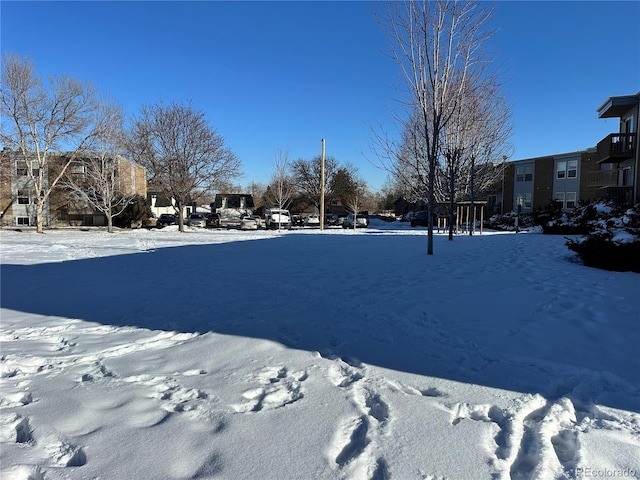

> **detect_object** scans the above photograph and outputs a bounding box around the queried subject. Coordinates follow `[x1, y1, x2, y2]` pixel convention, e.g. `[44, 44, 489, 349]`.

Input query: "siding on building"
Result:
[0, 152, 146, 227]
[533, 157, 554, 209]
[507, 151, 593, 213]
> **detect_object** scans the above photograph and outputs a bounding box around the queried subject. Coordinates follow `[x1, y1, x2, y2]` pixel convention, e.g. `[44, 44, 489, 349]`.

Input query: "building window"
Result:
[516, 165, 533, 182]
[516, 193, 532, 209]
[557, 160, 577, 179]
[17, 189, 31, 204]
[16, 161, 40, 176]
[566, 192, 576, 209]
[555, 192, 565, 208]
[16, 217, 30, 226]
[70, 163, 86, 174]
[16, 162, 28, 176]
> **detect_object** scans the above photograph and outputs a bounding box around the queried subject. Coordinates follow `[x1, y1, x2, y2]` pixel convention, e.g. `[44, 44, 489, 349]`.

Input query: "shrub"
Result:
[564, 202, 640, 273]
[113, 195, 153, 229]
[485, 211, 535, 231]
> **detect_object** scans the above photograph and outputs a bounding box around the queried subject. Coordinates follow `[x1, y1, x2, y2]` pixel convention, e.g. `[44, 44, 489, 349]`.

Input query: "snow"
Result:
[1, 221, 639, 480]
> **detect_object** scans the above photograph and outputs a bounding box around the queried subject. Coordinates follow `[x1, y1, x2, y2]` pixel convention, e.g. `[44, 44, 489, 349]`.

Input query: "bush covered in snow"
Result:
[485, 211, 536, 231]
[563, 202, 640, 273]
[537, 201, 605, 235]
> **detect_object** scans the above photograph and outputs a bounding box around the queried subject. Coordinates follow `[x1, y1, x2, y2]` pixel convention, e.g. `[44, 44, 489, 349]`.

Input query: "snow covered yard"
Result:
[1, 222, 639, 480]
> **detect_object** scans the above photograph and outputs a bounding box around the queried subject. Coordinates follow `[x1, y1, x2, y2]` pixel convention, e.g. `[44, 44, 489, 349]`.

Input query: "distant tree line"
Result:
[1, 53, 242, 233]
[248, 152, 378, 217]
[2, 0, 514, 240]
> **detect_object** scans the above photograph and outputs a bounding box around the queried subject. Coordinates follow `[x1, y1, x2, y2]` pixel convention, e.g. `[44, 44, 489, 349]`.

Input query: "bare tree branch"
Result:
[1, 53, 104, 232]
[128, 101, 241, 232]
[265, 148, 296, 210]
[374, 0, 497, 254]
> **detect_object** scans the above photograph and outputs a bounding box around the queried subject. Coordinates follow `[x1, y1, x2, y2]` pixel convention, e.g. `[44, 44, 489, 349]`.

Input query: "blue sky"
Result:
[2, 1, 639, 192]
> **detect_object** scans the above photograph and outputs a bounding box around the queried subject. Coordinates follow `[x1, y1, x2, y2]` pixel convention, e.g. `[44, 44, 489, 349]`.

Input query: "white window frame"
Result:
[16, 162, 28, 176]
[557, 160, 577, 179]
[516, 165, 533, 182]
[17, 189, 31, 204]
[16, 217, 30, 226]
[566, 192, 577, 209]
[555, 192, 565, 208]
[70, 163, 86, 174]
[516, 193, 532, 209]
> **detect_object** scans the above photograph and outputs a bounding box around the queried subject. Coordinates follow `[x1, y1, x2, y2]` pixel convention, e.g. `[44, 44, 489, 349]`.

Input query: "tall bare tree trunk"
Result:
[378, 0, 495, 254]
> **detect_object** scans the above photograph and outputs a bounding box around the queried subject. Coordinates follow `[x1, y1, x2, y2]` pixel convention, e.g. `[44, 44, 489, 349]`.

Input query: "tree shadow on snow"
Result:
[1, 233, 638, 412]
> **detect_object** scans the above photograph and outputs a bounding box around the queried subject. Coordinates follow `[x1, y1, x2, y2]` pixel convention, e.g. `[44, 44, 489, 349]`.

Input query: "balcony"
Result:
[586, 169, 617, 186]
[597, 132, 636, 163]
[594, 186, 633, 205]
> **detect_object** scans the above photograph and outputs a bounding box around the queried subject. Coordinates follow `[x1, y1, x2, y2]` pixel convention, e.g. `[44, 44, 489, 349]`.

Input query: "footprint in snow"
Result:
[3, 465, 46, 480]
[0, 390, 34, 408]
[122, 373, 210, 416]
[328, 362, 363, 389]
[0, 412, 33, 443]
[45, 438, 87, 467]
[232, 366, 307, 413]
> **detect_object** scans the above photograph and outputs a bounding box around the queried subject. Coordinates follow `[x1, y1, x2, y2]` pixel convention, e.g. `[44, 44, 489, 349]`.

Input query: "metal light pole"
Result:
[320, 138, 325, 231]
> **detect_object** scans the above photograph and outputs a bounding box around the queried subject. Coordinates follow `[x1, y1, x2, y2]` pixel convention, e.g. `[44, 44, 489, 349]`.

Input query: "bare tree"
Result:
[128, 101, 241, 232]
[343, 181, 370, 229]
[60, 102, 137, 232]
[246, 181, 267, 210]
[462, 79, 512, 234]
[441, 126, 467, 239]
[1, 53, 105, 233]
[378, 0, 494, 254]
[291, 155, 338, 213]
[265, 148, 296, 210]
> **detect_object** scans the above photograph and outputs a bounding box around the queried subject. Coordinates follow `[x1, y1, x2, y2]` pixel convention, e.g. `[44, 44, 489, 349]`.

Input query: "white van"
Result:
[264, 208, 291, 230]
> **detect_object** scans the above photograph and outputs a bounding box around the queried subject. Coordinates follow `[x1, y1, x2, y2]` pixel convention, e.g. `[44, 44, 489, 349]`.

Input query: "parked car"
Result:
[410, 211, 431, 227]
[304, 214, 320, 227]
[156, 213, 178, 227]
[186, 213, 206, 228]
[342, 213, 369, 229]
[240, 215, 259, 230]
[291, 215, 304, 227]
[206, 213, 221, 228]
[264, 208, 291, 230]
[329, 213, 346, 226]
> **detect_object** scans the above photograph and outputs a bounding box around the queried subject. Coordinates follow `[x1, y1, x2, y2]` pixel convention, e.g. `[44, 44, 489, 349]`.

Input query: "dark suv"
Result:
[206, 213, 221, 228]
[157, 213, 178, 227]
[410, 211, 431, 227]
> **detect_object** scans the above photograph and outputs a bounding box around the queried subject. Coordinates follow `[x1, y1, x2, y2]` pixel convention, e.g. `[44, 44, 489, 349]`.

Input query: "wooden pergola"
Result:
[435, 201, 488, 235]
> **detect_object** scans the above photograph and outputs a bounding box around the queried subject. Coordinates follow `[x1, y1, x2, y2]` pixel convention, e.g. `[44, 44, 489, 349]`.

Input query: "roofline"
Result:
[508, 147, 596, 163]
[596, 92, 640, 118]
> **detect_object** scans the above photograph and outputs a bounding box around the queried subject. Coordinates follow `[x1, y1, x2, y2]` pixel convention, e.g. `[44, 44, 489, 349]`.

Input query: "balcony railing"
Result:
[597, 132, 636, 163]
[586, 169, 617, 186]
[595, 186, 633, 205]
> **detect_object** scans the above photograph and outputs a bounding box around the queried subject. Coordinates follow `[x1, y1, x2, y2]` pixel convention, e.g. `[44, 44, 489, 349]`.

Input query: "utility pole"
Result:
[320, 138, 325, 231]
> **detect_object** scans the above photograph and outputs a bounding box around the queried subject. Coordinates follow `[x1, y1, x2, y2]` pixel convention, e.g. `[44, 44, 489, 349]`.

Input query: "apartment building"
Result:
[504, 92, 638, 213]
[0, 151, 147, 227]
